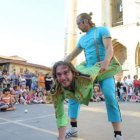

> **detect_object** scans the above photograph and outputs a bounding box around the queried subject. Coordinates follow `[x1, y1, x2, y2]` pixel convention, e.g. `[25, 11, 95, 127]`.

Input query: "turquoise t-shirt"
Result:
[77, 26, 111, 67]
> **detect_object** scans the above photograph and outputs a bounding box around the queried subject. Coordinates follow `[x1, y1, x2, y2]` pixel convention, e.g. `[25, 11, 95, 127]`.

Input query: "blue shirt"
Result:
[77, 26, 111, 67]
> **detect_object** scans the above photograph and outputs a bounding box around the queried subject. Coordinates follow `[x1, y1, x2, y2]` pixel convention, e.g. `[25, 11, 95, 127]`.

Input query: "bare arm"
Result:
[58, 126, 67, 140]
[64, 47, 82, 62]
[101, 37, 113, 72]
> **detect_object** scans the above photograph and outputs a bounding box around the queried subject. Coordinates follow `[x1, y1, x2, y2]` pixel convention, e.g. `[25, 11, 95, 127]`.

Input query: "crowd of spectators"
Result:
[116, 75, 140, 102]
[0, 70, 53, 111]
[90, 74, 140, 103]
[0, 69, 139, 112]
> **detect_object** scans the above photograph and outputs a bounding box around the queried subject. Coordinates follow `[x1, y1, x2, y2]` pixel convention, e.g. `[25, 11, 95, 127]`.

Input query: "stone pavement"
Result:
[0, 102, 140, 140]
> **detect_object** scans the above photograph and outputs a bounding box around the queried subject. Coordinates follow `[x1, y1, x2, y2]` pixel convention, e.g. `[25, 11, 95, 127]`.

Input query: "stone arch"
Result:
[135, 42, 140, 67]
[112, 39, 127, 65]
[112, 39, 127, 80]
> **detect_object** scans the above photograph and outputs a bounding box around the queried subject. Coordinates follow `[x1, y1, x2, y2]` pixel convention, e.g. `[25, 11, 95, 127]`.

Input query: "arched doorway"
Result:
[112, 39, 127, 65]
[112, 39, 127, 80]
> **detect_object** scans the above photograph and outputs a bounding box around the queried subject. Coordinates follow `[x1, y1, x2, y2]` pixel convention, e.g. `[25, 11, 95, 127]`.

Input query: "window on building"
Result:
[1, 63, 9, 72]
[112, 0, 123, 27]
[20, 68, 23, 73]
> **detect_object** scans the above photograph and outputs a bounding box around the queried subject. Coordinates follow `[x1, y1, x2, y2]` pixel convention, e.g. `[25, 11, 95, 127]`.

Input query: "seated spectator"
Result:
[19, 91, 27, 105]
[0, 91, 8, 110]
[20, 85, 27, 93]
[42, 89, 52, 104]
[32, 91, 44, 104]
[26, 90, 34, 104]
[136, 93, 140, 102]
[0, 88, 15, 111]
[12, 85, 22, 104]
[93, 84, 104, 102]
[130, 94, 138, 102]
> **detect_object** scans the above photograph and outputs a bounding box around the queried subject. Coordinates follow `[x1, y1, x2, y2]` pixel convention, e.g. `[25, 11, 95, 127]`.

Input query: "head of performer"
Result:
[76, 12, 95, 33]
[52, 61, 79, 89]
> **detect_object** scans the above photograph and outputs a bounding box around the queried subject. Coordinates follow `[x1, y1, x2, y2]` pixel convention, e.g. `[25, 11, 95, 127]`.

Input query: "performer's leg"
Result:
[65, 99, 80, 138]
[99, 77, 123, 140]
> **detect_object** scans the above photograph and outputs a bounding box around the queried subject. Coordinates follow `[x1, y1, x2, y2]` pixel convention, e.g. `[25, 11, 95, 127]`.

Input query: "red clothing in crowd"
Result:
[133, 80, 140, 88]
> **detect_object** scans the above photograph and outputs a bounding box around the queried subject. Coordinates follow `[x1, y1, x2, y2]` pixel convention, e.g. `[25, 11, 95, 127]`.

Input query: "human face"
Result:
[94, 86, 99, 92]
[55, 65, 74, 88]
[76, 16, 88, 32]
[77, 18, 84, 26]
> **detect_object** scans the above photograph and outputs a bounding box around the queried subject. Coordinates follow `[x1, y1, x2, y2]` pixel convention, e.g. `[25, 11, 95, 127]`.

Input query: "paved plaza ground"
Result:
[0, 102, 140, 140]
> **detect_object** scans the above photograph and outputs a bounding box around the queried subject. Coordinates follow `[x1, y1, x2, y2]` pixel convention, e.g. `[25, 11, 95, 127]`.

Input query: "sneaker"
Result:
[65, 127, 78, 138]
[114, 135, 123, 140]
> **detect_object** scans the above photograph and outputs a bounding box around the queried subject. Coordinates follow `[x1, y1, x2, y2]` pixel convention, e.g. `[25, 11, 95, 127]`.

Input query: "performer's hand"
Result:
[100, 59, 110, 73]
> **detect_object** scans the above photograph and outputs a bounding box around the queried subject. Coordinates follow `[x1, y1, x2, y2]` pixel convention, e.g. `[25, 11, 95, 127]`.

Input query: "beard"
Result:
[63, 80, 75, 92]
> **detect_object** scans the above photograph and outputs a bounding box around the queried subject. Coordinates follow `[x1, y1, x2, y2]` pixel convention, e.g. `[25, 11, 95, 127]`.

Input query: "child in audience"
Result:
[0, 88, 15, 111]
[42, 89, 52, 104]
[130, 93, 138, 102]
[32, 90, 43, 104]
[26, 90, 34, 104]
[93, 84, 104, 102]
[19, 91, 27, 104]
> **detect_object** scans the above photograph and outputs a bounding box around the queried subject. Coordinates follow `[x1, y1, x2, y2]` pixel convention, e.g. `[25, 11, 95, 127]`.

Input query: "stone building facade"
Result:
[0, 55, 51, 75]
[103, 0, 140, 78]
[65, 0, 140, 80]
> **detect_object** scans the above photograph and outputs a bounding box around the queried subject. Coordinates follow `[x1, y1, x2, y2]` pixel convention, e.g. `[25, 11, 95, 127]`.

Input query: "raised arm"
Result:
[64, 47, 82, 62]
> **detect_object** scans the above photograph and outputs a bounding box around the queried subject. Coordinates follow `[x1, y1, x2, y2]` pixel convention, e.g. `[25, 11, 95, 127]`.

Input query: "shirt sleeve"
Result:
[99, 26, 111, 39]
[52, 94, 68, 128]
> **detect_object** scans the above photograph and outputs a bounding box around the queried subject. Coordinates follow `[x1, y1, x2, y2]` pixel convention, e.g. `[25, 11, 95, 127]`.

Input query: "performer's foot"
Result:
[65, 127, 78, 138]
[114, 135, 123, 140]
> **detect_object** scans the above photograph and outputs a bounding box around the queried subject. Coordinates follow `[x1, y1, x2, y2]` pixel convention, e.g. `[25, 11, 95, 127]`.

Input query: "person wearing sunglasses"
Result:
[63, 12, 123, 140]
